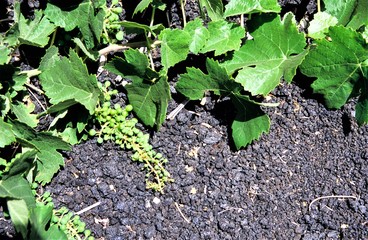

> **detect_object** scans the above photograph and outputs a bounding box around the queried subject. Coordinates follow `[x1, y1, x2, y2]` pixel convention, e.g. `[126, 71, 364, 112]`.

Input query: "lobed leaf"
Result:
[183, 18, 210, 54]
[0, 118, 16, 147]
[18, 10, 56, 47]
[177, 59, 270, 149]
[159, 28, 191, 70]
[10, 120, 71, 184]
[222, 13, 306, 95]
[300, 26, 368, 109]
[44, 0, 104, 49]
[39, 46, 102, 114]
[126, 75, 170, 128]
[231, 95, 270, 149]
[11, 101, 38, 128]
[200, 19, 245, 56]
[308, 12, 338, 39]
[198, 0, 224, 21]
[224, 0, 281, 17]
[105, 49, 171, 128]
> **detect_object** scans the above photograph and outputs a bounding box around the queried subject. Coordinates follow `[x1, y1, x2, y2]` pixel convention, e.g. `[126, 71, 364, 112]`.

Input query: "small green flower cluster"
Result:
[102, 0, 124, 43]
[90, 81, 172, 192]
[33, 186, 94, 240]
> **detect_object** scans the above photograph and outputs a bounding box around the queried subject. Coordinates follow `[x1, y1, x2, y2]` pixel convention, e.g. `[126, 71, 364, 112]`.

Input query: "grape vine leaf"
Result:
[200, 19, 245, 56]
[0, 175, 35, 238]
[323, 0, 367, 29]
[105, 49, 171, 128]
[18, 10, 56, 47]
[224, 0, 281, 17]
[8, 199, 28, 238]
[183, 18, 210, 54]
[44, 0, 104, 49]
[176, 59, 270, 149]
[10, 120, 71, 184]
[222, 13, 306, 96]
[198, 0, 224, 21]
[126, 75, 170, 129]
[346, 0, 368, 29]
[0, 118, 16, 147]
[133, 0, 153, 15]
[300, 26, 368, 112]
[29, 205, 67, 239]
[159, 28, 191, 70]
[231, 95, 270, 149]
[11, 101, 38, 128]
[308, 12, 338, 39]
[0, 45, 11, 64]
[2, 150, 36, 180]
[39, 46, 102, 115]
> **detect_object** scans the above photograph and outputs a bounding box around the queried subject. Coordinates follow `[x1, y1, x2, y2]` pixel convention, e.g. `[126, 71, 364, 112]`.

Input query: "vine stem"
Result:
[317, 0, 321, 12]
[180, 0, 187, 27]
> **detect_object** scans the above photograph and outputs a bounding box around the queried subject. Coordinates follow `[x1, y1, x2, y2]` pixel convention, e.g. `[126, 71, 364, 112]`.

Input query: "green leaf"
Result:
[198, 0, 224, 21]
[72, 38, 99, 60]
[324, 0, 357, 26]
[10, 121, 71, 184]
[300, 26, 368, 109]
[3, 150, 37, 179]
[8, 199, 29, 238]
[0, 175, 35, 207]
[0, 45, 11, 65]
[44, 0, 104, 49]
[308, 12, 338, 39]
[105, 49, 170, 128]
[222, 13, 306, 95]
[200, 19, 245, 56]
[11, 101, 38, 128]
[177, 58, 240, 99]
[177, 59, 270, 149]
[133, 0, 153, 15]
[183, 18, 210, 54]
[18, 10, 56, 47]
[224, 0, 281, 17]
[30, 205, 68, 240]
[39, 47, 102, 114]
[231, 95, 270, 149]
[0, 118, 16, 147]
[159, 28, 191, 70]
[346, 0, 368, 29]
[126, 75, 171, 128]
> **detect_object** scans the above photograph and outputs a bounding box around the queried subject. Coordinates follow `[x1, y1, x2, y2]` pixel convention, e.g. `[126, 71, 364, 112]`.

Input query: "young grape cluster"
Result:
[102, 0, 124, 43]
[33, 188, 94, 240]
[51, 206, 94, 240]
[90, 81, 172, 192]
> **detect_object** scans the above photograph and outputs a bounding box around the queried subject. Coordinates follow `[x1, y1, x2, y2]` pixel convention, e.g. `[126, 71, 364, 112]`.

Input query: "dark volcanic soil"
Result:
[1, 0, 368, 240]
[42, 80, 368, 240]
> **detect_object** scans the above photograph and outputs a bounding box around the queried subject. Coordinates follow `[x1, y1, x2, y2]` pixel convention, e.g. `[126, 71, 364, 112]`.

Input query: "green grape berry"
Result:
[84, 229, 92, 237]
[112, 7, 123, 14]
[111, 0, 119, 5]
[125, 104, 133, 112]
[31, 182, 38, 189]
[97, 137, 104, 144]
[115, 31, 124, 41]
[89, 129, 97, 136]
[73, 215, 80, 222]
[60, 224, 66, 231]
